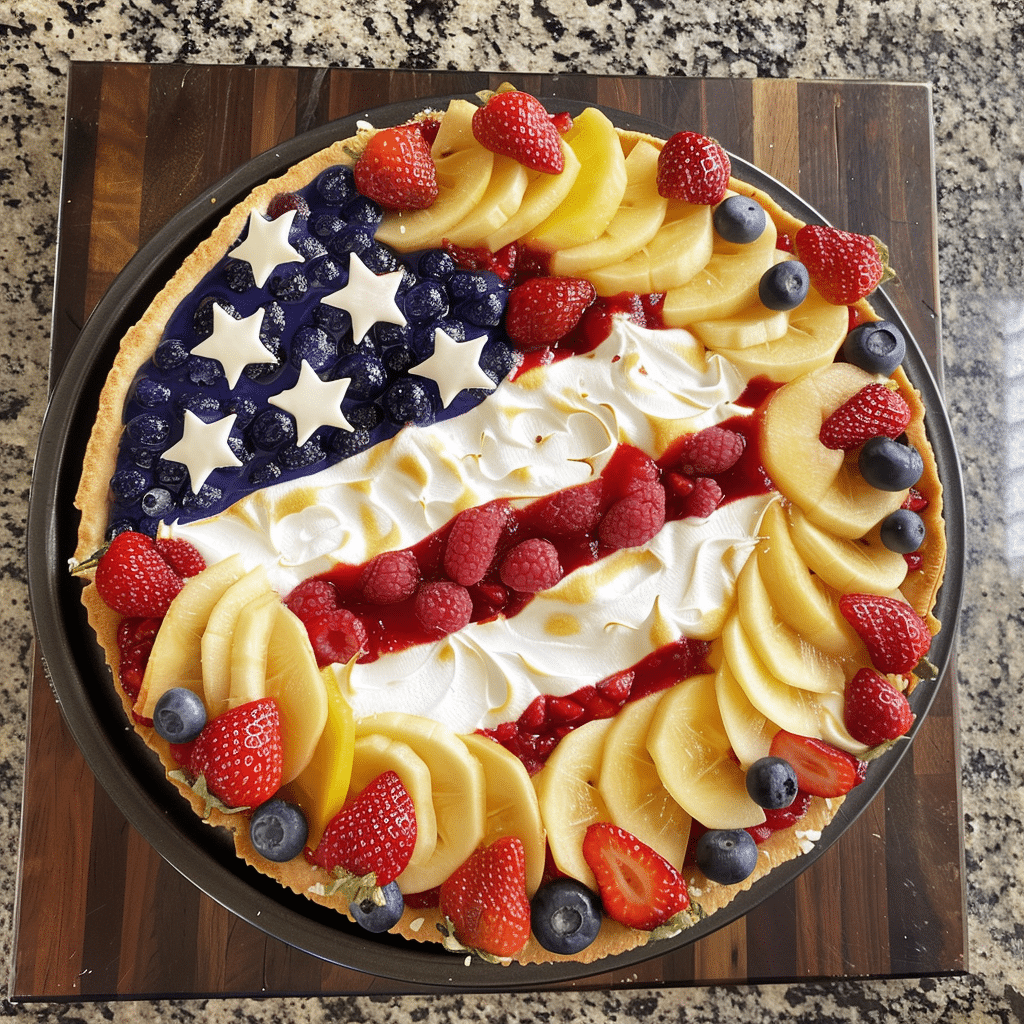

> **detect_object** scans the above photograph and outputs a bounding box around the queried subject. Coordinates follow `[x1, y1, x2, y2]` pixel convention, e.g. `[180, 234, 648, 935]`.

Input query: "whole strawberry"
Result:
[93, 531, 188, 618]
[186, 697, 283, 809]
[819, 382, 912, 450]
[844, 667, 915, 747]
[311, 770, 417, 886]
[354, 125, 438, 211]
[794, 225, 891, 306]
[838, 593, 931, 674]
[656, 131, 731, 205]
[472, 91, 565, 174]
[439, 836, 531, 957]
[505, 276, 596, 350]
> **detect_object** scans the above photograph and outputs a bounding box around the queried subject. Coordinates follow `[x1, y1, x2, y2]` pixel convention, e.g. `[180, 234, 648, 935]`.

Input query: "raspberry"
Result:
[414, 581, 473, 635]
[285, 579, 339, 620]
[305, 608, 368, 667]
[360, 549, 420, 604]
[443, 503, 509, 586]
[598, 481, 666, 550]
[153, 538, 207, 578]
[531, 481, 604, 537]
[673, 426, 745, 476]
[499, 538, 563, 593]
[680, 477, 724, 519]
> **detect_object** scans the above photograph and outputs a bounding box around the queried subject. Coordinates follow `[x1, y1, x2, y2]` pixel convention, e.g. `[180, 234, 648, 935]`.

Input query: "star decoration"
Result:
[162, 411, 244, 493]
[409, 328, 496, 407]
[268, 360, 355, 445]
[190, 304, 277, 389]
[321, 252, 407, 345]
[228, 208, 304, 288]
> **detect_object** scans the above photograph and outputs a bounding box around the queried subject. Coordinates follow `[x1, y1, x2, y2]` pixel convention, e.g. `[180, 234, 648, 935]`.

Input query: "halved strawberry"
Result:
[310, 770, 417, 886]
[844, 667, 915, 747]
[472, 91, 565, 174]
[656, 131, 731, 205]
[582, 822, 690, 930]
[504, 276, 596, 350]
[794, 224, 891, 306]
[838, 593, 932, 674]
[354, 125, 438, 211]
[768, 731, 863, 798]
[819, 383, 912, 451]
[439, 836, 531, 957]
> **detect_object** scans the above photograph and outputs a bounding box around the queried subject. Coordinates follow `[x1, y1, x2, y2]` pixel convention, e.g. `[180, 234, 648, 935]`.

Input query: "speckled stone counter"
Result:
[2, 2, 1022, 1022]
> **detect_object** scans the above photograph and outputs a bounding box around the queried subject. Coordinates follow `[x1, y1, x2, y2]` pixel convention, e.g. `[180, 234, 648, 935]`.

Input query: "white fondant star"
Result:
[321, 252, 407, 345]
[162, 411, 244, 493]
[268, 360, 355, 445]
[229, 208, 303, 287]
[409, 328, 496, 407]
[190, 304, 276, 389]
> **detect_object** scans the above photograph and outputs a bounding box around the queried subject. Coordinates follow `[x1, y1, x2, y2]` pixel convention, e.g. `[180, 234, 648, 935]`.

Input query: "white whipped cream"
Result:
[167, 316, 750, 593]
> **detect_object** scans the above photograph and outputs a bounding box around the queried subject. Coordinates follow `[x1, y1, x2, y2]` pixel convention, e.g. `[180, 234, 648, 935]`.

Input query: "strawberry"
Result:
[769, 731, 863, 798]
[442, 239, 519, 282]
[844, 667, 915, 746]
[353, 125, 438, 211]
[444, 502, 509, 585]
[838, 593, 932, 674]
[582, 822, 690, 930]
[360, 549, 420, 605]
[439, 836, 531, 957]
[186, 698, 283, 809]
[499, 538, 563, 593]
[818, 383, 912, 450]
[472, 91, 565, 174]
[598, 481, 666, 549]
[902, 487, 930, 513]
[672, 425, 746, 475]
[793, 224, 891, 306]
[656, 130, 731, 205]
[116, 616, 161, 702]
[311, 770, 417, 886]
[414, 581, 474, 635]
[504, 276, 596, 350]
[154, 538, 206, 578]
[94, 531, 185, 618]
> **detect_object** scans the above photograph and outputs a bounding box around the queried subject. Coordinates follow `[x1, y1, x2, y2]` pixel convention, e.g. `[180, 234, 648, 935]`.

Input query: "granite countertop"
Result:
[2, 2, 1022, 1022]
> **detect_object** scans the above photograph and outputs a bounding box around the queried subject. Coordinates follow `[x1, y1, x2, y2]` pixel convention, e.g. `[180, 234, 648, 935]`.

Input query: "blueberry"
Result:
[338, 353, 388, 400]
[458, 291, 506, 327]
[418, 248, 457, 280]
[178, 393, 222, 420]
[696, 828, 759, 885]
[132, 377, 172, 408]
[294, 235, 328, 261]
[381, 341, 416, 376]
[328, 224, 375, 258]
[250, 408, 297, 451]
[110, 468, 149, 501]
[880, 507, 926, 553]
[155, 458, 189, 489]
[347, 402, 385, 430]
[309, 256, 344, 288]
[280, 438, 326, 470]
[269, 268, 309, 302]
[759, 260, 809, 311]
[249, 799, 308, 862]
[152, 687, 207, 744]
[140, 487, 174, 517]
[448, 269, 498, 300]
[153, 337, 189, 372]
[530, 878, 602, 955]
[181, 482, 224, 511]
[224, 260, 256, 292]
[291, 326, 336, 372]
[842, 320, 906, 376]
[225, 396, 259, 428]
[361, 244, 400, 275]
[249, 461, 283, 486]
[383, 378, 435, 425]
[349, 880, 404, 933]
[403, 281, 449, 323]
[859, 436, 924, 491]
[341, 193, 383, 227]
[713, 195, 768, 244]
[745, 756, 799, 809]
[187, 355, 225, 387]
[313, 212, 347, 242]
[328, 426, 371, 459]
[126, 413, 171, 448]
[316, 166, 356, 205]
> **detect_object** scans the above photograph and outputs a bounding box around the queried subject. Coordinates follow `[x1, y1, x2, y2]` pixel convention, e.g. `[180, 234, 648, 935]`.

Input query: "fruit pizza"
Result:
[72, 86, 947, 966]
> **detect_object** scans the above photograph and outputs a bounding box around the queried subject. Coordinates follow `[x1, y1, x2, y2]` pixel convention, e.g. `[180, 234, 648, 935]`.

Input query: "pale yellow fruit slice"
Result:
[691, 299, 791, 351]
[135, 554, 246, 719]
[460, 732, 546, 896]
[735, 551, 842, 693]
[533, 717, 613, 889]
[482, 140, 580, 251]
[228, 590, 278, 708]
[201, 565, 272, 714]
[354, 712, 485, 894]
[288, 668, 356, 847]
[596, 691, 691, 870]
[525, 107, 628, 251]
[714, 657, 775, 768]
[587, 198, 714, 296]
[760, 362, 909, 537]
[756, 501, 863, 658]
[549, 139, 667, 276]
[375, 99, 495, 252]
[646, 674, 766, 830]
[442, 154, 529, 247]
[347, 732, 438, 871]
[662, 206, 778, 326]
[788, 504, 908, 595]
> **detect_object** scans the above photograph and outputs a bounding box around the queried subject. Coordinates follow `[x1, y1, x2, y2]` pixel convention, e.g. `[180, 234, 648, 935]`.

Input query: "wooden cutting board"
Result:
[14, 64, 965, 999]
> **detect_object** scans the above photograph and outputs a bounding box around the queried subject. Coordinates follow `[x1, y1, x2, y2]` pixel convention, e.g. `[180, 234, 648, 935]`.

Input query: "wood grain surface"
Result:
[15, 64, 964, 1000]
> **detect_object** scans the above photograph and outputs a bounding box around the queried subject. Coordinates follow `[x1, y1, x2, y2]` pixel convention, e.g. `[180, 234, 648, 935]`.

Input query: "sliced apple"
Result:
[460, 732, 546, 896]
[690, 297, 791, 351]
[442, 154, 529, 247]
[646, 674, 766, 830]
[548, 139, 667, 276]
[228, 591, 277, 708]
[713, 656, 775, 768]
